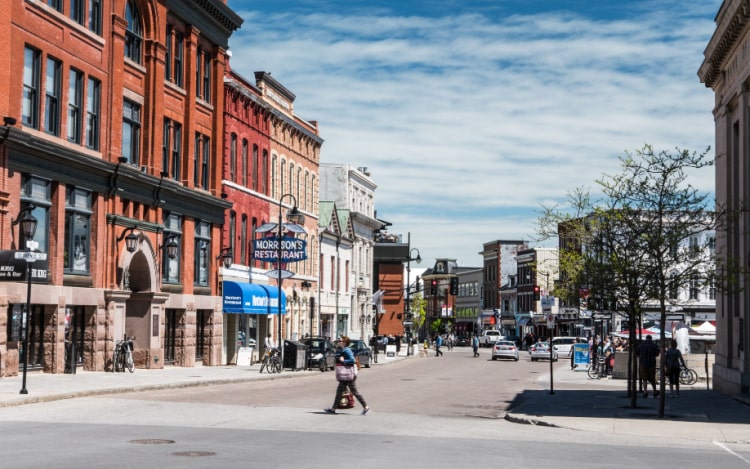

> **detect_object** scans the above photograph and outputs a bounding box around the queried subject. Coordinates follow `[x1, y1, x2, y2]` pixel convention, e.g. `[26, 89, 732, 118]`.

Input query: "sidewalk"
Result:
[505, 363, 750, 443]
[0, 355, 407, 408]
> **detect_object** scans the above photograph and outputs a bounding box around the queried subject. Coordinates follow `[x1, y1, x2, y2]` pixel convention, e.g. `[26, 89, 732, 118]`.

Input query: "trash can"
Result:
[283, 340, 306, 371]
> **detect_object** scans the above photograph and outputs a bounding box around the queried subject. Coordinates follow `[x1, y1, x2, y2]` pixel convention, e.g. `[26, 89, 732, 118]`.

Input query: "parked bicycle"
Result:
[587, 356, 606, 379]
[113, 337, 134, 373]
[657, 365, 698, 385]
[259, 348, 281, 374]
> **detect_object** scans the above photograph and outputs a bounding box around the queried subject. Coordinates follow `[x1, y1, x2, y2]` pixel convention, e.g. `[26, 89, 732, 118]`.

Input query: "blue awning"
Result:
[222, 281, 286, 315]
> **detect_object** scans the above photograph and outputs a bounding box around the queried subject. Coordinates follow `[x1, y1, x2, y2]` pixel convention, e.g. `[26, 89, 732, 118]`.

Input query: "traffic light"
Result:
[430, 279, 437, 295]
[533, 285, 540, 301]
[449, 277, 458, 295]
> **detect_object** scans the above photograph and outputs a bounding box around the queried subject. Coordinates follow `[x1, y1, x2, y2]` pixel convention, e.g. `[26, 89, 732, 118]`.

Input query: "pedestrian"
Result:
[664, 338, 686, 397]
[435, 334, 444, 357]
[472, 335, 480, 357]
[636, 335, 660, 398]
[569, 338, 577, 369]
[324, 336, 370, 415]
[264, 334, 277, 354]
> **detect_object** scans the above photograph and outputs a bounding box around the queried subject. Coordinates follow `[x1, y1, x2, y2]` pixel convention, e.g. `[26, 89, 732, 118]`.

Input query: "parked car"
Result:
[237, 332, 257, 348]
[302, 337, 336, 371]
[529, 341, 559, 361]
[551, 337, 577, 356]
[492, 340, 520, 361]
[348, 339, 373, 368]
[479, 330, 504, 347]
[455, 337, 470, 347]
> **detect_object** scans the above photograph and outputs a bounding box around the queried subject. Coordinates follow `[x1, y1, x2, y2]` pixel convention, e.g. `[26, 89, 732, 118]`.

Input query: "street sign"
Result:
[14, 251, 47, 262]
[402, 321, 414, 326]
[263, 269, 295, 280]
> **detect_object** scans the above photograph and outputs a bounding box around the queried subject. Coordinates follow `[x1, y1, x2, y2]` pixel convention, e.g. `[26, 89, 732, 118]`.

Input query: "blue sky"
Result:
[225, 0, 721, 268]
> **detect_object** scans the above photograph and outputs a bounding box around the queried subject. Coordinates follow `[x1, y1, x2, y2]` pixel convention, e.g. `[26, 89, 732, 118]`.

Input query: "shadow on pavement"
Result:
[507, 387, 750, 424]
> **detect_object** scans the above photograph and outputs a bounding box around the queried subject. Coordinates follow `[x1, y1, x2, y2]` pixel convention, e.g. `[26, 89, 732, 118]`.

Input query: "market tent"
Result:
[693, 321, 716, 334]
[613, 329, 670, 339]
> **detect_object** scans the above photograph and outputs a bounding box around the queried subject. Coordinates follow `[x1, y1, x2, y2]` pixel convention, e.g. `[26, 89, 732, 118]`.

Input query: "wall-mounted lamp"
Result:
[162, 234, 179, 260]
[218, 247, 232, 269]
[4, 116, 17, 126]
[116, 227, 139, 253]
[12, 205, 38, 244]
[301, 280, 312, 290]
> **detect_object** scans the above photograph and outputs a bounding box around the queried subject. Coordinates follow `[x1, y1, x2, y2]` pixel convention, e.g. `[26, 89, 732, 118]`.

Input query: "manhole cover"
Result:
[173, 451, 216, 457]
[129, 439, 175, 445]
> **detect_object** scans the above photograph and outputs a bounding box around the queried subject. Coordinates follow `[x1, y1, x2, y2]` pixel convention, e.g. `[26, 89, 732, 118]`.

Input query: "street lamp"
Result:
[13, 205, 38, 395]
[218, 247, 233, 269]
[406, 233, 421, 355]
[277, 194, 305, 364]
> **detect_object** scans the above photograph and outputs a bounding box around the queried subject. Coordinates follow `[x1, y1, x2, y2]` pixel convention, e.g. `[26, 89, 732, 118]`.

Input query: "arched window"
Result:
[125, 1, 143, 64]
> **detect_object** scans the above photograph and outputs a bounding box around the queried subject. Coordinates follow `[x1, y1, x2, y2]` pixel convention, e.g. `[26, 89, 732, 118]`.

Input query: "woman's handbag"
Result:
[335, 364, 355, 382]
[338, 390, 355, 409]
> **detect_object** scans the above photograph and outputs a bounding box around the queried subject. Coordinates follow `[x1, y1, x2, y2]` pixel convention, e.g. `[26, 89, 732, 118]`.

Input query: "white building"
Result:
[319, 165, 381, 340]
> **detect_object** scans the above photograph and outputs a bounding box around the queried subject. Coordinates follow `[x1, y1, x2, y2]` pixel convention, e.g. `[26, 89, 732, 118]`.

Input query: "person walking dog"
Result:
[324, 336, 370, 415]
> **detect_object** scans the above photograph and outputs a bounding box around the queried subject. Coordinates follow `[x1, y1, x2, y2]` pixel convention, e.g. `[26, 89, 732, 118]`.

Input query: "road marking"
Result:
[714, 441, 750, 465]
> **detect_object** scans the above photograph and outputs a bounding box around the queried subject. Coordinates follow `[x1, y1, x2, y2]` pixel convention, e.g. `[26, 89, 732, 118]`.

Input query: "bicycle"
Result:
[113, 337, 134, 373]
[657, 365, 698, 386]
[259, 348, 282, 374]
[587, 356, 606, 379]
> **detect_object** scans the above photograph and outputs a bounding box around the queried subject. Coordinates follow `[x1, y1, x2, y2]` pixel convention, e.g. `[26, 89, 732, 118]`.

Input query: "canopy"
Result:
[614, 329, 670, 339]
[693, 321, 716, 334]
[222, 281, 286, 314]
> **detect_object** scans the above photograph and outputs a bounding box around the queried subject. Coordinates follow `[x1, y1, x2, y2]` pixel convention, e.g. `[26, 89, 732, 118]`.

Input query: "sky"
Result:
[225, 0, 722, 268]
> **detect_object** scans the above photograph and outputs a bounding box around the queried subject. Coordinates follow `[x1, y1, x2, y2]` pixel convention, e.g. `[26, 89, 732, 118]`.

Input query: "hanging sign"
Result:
[252, 237, 307, 263]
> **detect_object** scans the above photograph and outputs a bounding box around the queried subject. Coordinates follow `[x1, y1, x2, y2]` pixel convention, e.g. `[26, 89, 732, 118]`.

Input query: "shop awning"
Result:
[222, 281, 286, 315]
[517, 318, 530, 327]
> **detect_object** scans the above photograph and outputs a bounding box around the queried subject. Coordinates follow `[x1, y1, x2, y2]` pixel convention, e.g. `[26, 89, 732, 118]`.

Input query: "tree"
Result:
[599, 145, 715, 417]
[539, 145, 719, 416]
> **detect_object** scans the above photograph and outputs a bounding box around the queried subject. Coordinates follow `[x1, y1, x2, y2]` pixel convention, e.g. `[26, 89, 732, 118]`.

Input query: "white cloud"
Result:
[227, 2, 720, 267]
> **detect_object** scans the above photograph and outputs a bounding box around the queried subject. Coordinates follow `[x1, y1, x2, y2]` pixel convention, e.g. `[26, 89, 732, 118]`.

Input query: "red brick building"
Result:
[221, 67, 322, 360]
[0, 0, 241, 375]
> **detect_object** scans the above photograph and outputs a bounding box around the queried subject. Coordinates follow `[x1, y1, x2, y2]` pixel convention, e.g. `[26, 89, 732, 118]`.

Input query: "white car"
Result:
[551, 337, 577, 355]
[529, 341, 558, 361]
[492, 340, 520, 361]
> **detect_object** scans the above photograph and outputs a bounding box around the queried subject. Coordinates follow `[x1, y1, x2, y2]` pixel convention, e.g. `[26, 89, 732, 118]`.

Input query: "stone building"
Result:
[699, 0, 750, 395]
[0, 0, 242, 375]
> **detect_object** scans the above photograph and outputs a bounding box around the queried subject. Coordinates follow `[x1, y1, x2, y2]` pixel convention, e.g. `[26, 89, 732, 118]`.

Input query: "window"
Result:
[86, 77, 100, 150]
[71, 0, 84, 25]
[67, 68, 83, 143]
[64, 187, 92, 274]
[162, 213, 182, 284]
[230, 133, 237, 182]
[252, 144, 258, 191]
[165, 26, 184, 87]
[162, 119, 182, 180]
[330, 256, 335, 291]
[122, 99, 141, 165]
[23, 46, 41, 129]
[194, 133, 210, 190]
[241, 215, 247, 265]
[262, 150, 268, 195]
[196, 47, 211, 103]
[48, 0, 62, 12]
[229, 211, 236, 259]
[88, 0, 102, 35]
[689, 276, 699, 300]
[194, 221, 210, 287]
[242, 139, 248, 187]
[44, 57, 62, 136]
[125, 0, 142, 64]
[20, 176, 51, 254]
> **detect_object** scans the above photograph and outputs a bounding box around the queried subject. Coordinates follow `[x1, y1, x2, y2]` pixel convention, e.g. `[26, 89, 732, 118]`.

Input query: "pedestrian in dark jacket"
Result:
[637, 335, 660, 398]
[325, 336, 370, 415]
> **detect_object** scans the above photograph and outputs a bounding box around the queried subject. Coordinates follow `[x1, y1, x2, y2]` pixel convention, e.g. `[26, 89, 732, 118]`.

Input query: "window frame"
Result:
[122, 98, 141, 165]
[44, 56, 62, 136]
[125, 0, 143, 64]
[23, 46, 41, 129]
[64, 186, 92, 275]
[194, 220, 210, 287]
[67, 68, 83, 143]
[85, 77, 100, 150]
[162, 213, 182, 285]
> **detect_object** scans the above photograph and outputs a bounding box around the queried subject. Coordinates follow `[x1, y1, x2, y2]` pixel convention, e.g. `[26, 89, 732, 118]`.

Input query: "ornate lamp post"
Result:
[13, 205, 38, 395]
[406, 238, 421, 355]
[276, 194, 305, 363]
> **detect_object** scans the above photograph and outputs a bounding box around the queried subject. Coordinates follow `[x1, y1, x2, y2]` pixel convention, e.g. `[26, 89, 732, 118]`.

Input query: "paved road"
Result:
[1, 347, 749, 467]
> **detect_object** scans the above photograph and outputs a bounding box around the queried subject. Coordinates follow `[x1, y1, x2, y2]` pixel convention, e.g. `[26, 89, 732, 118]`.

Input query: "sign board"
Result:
[546, 314, 555, 329]
[0, 250, 49, 282]
[573, 343, 590, 368]
[385, 345, 397, 359]
[252, 236, 307, 263]
[237, 347, 253, 366]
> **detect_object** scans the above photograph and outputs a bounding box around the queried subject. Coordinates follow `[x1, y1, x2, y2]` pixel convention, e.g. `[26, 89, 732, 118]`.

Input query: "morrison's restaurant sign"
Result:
[252, 237, 307, 263]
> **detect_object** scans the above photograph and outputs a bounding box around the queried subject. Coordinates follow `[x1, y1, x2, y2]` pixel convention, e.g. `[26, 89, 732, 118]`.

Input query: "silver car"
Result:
[492, 340, 520, 361]
[529, 341, 559, 361]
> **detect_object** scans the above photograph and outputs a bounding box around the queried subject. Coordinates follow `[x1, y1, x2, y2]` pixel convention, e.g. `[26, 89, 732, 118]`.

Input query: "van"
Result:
[551, 337, 577, 355]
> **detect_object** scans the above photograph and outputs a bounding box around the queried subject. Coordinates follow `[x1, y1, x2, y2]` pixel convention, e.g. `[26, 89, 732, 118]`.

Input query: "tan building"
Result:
[699, 0, 750, 395]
